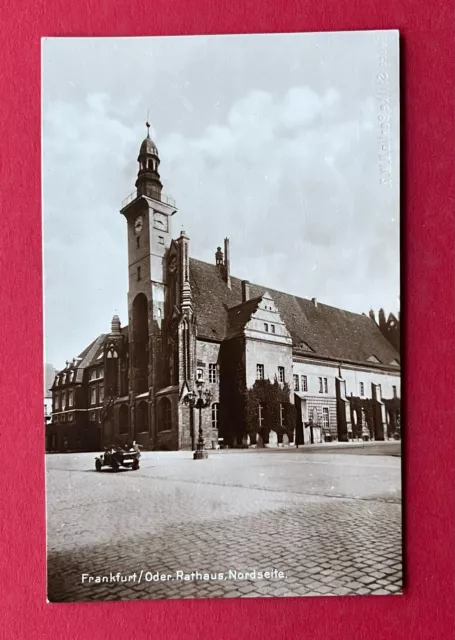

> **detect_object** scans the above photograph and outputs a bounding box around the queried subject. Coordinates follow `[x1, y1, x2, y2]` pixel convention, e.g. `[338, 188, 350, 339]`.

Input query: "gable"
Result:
[244, 292, 292, 343]
[189, 258, 400, 367]
[366, 355, 380, 363]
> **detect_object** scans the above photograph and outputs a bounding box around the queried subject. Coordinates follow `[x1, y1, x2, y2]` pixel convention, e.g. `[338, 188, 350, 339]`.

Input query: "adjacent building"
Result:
[46, 127, 401, 452]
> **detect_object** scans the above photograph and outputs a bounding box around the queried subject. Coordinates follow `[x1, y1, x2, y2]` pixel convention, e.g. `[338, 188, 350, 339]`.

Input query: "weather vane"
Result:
[146, 108, 151, 137]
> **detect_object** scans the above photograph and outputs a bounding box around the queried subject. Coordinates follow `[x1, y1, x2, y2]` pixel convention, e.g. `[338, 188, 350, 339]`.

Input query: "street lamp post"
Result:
[184, 377, 212, 460]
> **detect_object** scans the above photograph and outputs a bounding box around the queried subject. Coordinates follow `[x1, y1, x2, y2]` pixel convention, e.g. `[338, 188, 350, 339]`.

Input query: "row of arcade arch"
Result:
[117, 397, 173, 436]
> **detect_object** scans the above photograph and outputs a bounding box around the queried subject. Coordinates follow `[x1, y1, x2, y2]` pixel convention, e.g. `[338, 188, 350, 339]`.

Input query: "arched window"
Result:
[132, 293, 149, 393]
[211, 403, 219, 430]
[119, 404, 129, 435]
[107, 346, 118, 359]
[157, 398, 172, 432]
[136, 401, 149, 434]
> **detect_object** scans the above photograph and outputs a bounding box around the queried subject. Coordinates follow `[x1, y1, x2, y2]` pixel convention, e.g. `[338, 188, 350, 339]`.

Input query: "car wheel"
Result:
[95, 459, 102, 472]
[132, 460, 139, 470]
[111, 460, 119, 472]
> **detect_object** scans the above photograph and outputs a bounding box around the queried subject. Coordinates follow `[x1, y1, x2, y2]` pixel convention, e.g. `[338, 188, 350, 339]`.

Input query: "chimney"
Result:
[215, 246, 224, 267]
[241, 280, 250, 303]
[311, 297, 318, 307]
[224, 237, 231, 289]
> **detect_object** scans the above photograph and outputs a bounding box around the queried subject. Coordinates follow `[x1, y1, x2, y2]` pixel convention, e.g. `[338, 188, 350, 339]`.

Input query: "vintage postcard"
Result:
[43, 31, 401, 602]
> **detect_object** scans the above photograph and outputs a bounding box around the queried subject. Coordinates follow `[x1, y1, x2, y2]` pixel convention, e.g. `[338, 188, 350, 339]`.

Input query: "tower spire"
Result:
[135, 119, 162, 200]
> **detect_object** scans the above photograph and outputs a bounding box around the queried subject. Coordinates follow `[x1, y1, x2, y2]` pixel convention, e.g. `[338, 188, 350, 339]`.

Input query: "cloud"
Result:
[160, 84, 398, 305]
[43, 93, 136, 365]
[42, 33, 400, 369]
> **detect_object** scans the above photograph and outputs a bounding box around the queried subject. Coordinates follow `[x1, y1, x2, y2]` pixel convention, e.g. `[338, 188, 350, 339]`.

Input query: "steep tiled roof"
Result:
[44, 363, 56, 397]
[189, 258, 400, 368]
[226, 297, 262, 339]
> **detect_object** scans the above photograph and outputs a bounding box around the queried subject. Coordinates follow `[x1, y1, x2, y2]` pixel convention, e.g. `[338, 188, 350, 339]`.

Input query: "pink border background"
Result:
[0, 1, 454, 638]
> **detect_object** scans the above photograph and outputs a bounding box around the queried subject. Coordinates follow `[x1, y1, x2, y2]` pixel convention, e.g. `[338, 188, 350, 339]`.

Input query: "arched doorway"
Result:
[157, 397, 172, 432]
[132, 293, 149, 394]
[136, 401, 149, 434]
[119, 404, 129, 437]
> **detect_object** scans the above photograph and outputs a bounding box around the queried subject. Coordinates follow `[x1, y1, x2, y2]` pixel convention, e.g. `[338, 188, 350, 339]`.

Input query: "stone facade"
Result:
[48, 129, 401, 452]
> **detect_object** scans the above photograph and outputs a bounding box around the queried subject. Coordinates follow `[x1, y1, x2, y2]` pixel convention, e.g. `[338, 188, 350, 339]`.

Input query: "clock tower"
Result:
[120, 124, 177, 443]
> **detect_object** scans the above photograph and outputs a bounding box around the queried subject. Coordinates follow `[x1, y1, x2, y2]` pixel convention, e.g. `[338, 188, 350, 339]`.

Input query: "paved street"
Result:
[46, 443, 402, 602]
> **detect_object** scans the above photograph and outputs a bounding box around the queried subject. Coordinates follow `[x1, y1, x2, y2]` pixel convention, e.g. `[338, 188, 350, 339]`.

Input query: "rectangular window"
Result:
[319, 377, 323, 393]
[301, 375, 308, 392]
[319, 377, 328, 393]
[196, 368, 204, 381]
[208, 364, 217, 384]
[98, 367, 104, 378]
[68, 390, 74, 408]
[211, 403, 219, 430]
[256, 364, 264, 380]
[322, 407, 330, 429]
[99, 386, 104, 403]
[137, 266, 141, 281]
[377, 384, 382, 399]
[258, 404, 264, 427]
[293, 374, 299, 391]
[392, 385, 397, 398]
[158, 236, 164, 245]
[360, 382, 365, 396]
[90, 369, 97, 381]
[324, 378, 328, 394]
[279, 403, 285, 426]
[264, 323, 269, 332]
[271, 324, 275, 333]
[278, 366, 285, 383]
[90, 387, 96, 405]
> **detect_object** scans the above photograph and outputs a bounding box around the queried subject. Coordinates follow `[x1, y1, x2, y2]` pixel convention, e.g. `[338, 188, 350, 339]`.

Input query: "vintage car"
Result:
[95, 443, 141, 472]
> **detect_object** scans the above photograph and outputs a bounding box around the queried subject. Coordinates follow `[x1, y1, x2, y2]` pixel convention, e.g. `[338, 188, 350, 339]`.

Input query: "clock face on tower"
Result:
[134, 216, 143, 235]
[153, 211, 168, 232]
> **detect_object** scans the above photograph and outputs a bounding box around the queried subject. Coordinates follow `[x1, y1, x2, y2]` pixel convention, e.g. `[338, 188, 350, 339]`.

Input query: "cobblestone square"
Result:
[46, 444, 402, 601]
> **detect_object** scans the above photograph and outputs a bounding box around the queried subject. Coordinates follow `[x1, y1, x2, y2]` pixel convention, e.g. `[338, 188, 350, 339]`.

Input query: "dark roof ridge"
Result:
[189, 256, 376, 320]
[189, 257, 400, 364]
[227, 295, 263, 312]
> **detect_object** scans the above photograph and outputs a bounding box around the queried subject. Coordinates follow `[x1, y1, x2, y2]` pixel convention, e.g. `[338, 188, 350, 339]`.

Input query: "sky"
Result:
[42, 31, 400, 371]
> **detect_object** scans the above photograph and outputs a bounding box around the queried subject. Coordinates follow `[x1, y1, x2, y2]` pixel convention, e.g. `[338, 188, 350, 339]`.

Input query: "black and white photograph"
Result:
[43, 30, 402, 602]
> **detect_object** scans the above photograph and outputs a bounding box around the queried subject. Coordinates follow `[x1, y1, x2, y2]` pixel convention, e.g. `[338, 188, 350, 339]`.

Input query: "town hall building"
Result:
[46, 127, 401, 453]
